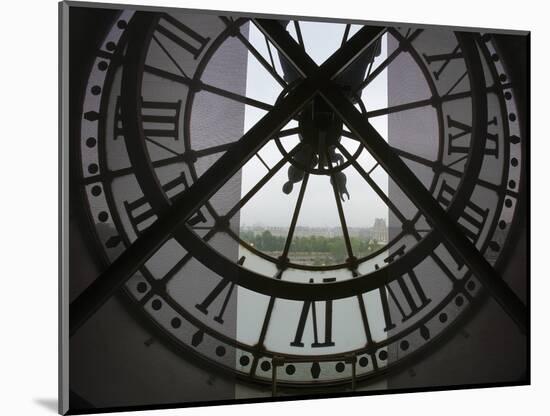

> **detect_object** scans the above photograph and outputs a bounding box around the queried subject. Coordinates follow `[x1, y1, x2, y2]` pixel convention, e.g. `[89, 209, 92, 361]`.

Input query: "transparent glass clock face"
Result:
[79, 10, 524, 386]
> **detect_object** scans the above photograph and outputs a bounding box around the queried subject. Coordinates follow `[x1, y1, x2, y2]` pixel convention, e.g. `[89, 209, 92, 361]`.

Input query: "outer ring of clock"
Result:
[77, 11, 525, 387]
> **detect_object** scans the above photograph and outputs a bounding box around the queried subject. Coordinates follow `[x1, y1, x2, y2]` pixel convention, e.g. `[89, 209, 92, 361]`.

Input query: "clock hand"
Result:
[282, 146, 313, 194]
[331, 171, 350, 201]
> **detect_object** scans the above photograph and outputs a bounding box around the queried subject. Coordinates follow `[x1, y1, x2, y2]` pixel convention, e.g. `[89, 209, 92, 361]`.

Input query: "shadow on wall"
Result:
[34, 398, 57, 413]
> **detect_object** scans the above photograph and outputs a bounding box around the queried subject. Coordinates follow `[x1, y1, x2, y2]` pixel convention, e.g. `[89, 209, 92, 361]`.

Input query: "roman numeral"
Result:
[379, 270, 431, 331]
[447, 115, 499, 157]
[290, 278, 336, 348]
[114, 97, 182, 142]
[436, 180, 490, 270]
[156, 14, 210, 59]
[123, 172, 205, 235]
[422, 45, 463, 80]
[195, 257, 245, 324]
[436, 180, 489, 245]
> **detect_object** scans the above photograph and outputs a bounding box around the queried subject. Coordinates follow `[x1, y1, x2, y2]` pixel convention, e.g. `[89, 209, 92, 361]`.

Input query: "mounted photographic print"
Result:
[59, 1, 530, 414]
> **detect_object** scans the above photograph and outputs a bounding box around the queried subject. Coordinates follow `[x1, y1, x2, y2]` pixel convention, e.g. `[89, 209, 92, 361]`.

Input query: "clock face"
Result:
[77, 10, 525, 387]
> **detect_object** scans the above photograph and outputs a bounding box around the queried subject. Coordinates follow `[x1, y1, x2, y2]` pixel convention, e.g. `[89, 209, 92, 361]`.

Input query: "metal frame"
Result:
[71, 10, 532, 390]
[70, 14, 385, 334]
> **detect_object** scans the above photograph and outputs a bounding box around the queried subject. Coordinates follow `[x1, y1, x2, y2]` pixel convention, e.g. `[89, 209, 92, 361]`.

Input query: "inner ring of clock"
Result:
[122, 19, 486, 294]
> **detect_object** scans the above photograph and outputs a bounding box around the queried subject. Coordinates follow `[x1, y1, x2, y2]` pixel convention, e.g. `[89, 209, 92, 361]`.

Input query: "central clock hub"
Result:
[298, 97, 343, 158]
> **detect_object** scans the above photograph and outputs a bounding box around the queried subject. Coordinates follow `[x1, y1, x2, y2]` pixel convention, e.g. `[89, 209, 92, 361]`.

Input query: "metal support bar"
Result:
[70, 84, 315, 335]
[271, 362, 277, 397]
[70, 15, 386, 336]
[271, 355, 284, 396]
[255, 19, 384, 82]
[345, 354, 357, 391]
[255, 22, 527, 334]
[319, 83, 527, 333]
